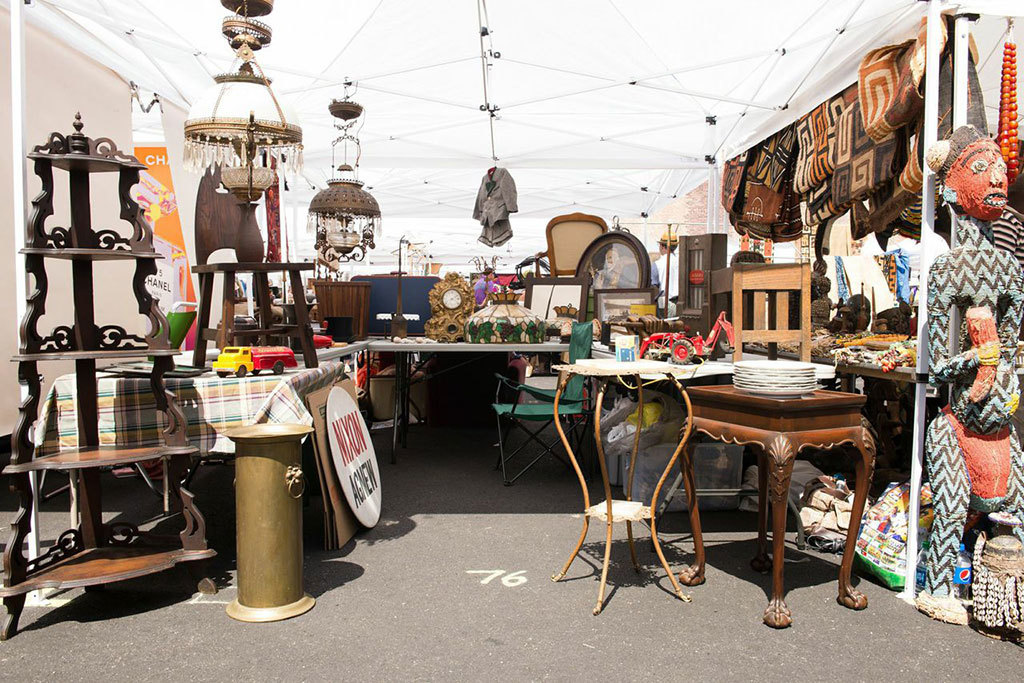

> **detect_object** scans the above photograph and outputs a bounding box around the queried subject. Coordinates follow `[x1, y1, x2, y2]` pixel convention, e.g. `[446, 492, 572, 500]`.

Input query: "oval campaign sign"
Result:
[326, 386, 381, 528]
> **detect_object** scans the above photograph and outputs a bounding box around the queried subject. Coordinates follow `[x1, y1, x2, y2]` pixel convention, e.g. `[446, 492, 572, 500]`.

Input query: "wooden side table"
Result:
[550, 359, 697, 615]
[192, 262, 318, 369]
[677, 385, 875, 628]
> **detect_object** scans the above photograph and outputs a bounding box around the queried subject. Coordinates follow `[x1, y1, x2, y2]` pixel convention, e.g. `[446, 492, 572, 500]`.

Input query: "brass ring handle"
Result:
[285, 465, 305, 499]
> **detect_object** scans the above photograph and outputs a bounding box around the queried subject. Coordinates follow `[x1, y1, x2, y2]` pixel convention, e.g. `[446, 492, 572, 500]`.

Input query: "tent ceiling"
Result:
[12, 0, 1024, 265]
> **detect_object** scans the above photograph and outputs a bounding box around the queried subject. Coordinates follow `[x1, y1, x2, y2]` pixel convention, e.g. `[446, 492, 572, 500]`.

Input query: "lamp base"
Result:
[226, 594, 315, 623]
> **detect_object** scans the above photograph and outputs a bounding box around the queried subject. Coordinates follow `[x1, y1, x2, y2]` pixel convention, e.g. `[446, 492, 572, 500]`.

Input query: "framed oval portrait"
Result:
[575, 231, 652, 290]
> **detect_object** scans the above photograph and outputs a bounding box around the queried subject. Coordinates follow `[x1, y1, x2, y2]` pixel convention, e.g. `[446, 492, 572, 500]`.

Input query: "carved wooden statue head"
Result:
[927, 125, 1009, 221]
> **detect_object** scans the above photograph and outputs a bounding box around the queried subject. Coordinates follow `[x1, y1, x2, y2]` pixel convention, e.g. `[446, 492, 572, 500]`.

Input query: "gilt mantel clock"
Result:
[424, 272, 474, 342]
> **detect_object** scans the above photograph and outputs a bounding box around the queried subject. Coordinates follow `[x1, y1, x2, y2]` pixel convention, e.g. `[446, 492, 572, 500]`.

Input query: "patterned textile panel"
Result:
[900, 121, 924, 193]
[740, 181, 783, 226]
[739, 166, 804, 242]
[894, 199, 922, 239]
[771, 176, 805, 242]
[793, 85, 858, 194]
[831, 99, 900, 206]
[802, 178, 851, 227]
[793, 101, 832, 193]
[859, 39, 923, 142]
[866, 181, 917, 238]
[721, 150, 749, 215]
[745, 124, 798, 193]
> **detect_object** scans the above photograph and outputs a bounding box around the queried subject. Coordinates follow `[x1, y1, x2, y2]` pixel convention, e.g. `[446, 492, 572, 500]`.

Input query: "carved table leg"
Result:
[750, 449, 771, 573]
[764, 433, 796, 628]
[838, 427, 875, 610]
[677, 439, 706, 587]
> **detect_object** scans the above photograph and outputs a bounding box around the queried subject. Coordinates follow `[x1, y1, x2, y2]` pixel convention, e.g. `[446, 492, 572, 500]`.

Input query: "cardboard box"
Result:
[306, 379, 361, 549]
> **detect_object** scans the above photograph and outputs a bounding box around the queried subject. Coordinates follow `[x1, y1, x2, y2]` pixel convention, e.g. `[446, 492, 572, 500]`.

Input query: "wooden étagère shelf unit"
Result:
[0, 115, 214, 640]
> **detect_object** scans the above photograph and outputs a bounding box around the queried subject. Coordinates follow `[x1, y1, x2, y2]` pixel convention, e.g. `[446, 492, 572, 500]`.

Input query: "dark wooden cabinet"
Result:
[676, 234, 728, 336]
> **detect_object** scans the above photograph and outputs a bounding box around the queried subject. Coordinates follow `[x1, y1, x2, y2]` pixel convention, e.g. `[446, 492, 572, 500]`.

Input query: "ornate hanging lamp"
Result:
[184, 0, 302, 180]
[308, 92, 381, 274]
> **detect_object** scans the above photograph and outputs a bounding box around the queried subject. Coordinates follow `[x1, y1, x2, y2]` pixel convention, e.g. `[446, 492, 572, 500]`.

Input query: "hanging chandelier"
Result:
[309, 92, 381, 272]
[184, 0, 302, 180]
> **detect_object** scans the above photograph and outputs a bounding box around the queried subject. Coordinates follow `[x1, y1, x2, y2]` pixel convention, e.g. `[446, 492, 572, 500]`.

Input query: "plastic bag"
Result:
[610, 392, 683, 482]
[626, 402, 663, 429]
[628, 441, 743, 512]
[853, 482, 934, 590]
[599, 396, 640, 486]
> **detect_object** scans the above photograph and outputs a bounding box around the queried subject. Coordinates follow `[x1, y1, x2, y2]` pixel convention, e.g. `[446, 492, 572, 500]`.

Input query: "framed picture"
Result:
[523, 276, 589, 321]
[593, 287, 658, 321]
[575, 231, 652, 290]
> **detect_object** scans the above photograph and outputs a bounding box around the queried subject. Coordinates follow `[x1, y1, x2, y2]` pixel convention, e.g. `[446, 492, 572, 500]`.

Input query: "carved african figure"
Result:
[918, 125, 1024, 625]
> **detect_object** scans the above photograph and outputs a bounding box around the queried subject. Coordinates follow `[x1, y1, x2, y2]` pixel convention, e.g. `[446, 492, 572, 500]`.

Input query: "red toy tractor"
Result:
[639, 311, 734, 364]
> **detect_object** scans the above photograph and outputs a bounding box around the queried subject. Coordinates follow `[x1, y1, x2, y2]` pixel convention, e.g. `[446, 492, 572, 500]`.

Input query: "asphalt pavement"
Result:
[0, 425, 1021, 681]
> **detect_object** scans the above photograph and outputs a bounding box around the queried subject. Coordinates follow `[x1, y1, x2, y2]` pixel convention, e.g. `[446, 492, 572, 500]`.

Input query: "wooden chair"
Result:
[538, 212, 608, 276]
[712, 263, 811, 362]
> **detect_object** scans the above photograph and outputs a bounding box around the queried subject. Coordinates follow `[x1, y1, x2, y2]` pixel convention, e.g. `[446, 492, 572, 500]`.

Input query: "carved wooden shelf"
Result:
[20, 247, 161, 260]
[2, 445, 195, 474]
[2, 115, 214, 640]
[12, 349, 178, 362]
[0, 546, 216, 598]
[28, 154, 146, 175]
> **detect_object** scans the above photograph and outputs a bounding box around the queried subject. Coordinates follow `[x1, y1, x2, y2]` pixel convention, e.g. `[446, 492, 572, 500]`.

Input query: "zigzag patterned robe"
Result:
[923, 214, 1024, 597]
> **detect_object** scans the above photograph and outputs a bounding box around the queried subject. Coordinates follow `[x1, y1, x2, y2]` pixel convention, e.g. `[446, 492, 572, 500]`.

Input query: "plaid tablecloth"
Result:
[35, 362, 349, 457]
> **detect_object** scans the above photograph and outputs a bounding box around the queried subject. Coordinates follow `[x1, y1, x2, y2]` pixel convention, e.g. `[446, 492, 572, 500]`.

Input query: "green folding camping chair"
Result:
[492, 321, 593, 486]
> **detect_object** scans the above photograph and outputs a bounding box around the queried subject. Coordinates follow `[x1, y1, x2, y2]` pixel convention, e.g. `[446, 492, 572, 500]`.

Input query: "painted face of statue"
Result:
[944, 138, 1009, 221]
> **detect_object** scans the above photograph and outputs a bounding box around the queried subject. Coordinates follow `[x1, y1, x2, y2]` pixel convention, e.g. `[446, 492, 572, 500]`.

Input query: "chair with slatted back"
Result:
[726, 262, 812, 362]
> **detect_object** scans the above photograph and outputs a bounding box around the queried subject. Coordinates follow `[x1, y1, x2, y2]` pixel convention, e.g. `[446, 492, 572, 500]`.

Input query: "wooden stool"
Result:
[192, 262, 318, 369]
[676, 385, 874, 628]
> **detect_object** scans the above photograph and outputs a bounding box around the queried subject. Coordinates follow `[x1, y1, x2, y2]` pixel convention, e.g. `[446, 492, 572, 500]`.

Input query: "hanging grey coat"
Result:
[473, 167, 518, 247]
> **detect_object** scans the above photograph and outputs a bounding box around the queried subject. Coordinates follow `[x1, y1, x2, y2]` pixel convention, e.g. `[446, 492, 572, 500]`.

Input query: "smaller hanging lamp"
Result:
[308, 94, 381, 271]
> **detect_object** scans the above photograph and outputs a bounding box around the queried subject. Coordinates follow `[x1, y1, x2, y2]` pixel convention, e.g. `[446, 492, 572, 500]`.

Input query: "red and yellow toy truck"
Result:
[213, 346, 298, 378]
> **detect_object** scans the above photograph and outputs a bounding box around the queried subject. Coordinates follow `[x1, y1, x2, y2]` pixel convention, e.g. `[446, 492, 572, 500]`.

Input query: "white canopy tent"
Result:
[6, 0, 1024, 584]
[14, 0, 1015, 269]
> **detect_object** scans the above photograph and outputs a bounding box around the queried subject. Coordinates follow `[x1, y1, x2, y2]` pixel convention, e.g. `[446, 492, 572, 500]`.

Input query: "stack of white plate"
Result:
[732, 360, 818, 398]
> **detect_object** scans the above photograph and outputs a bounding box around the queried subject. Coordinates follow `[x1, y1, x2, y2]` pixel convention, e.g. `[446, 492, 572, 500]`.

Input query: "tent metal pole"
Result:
[903, 0, 943, 602]
[781, 0, 867, 107]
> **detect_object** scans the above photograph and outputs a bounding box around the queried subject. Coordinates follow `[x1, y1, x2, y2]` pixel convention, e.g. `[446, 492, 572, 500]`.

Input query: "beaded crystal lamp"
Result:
[184, 0, 302, 183]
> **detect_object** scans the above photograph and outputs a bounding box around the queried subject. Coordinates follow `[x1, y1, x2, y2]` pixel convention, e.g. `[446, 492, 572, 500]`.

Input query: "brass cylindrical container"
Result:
[224, 424, 315, 622]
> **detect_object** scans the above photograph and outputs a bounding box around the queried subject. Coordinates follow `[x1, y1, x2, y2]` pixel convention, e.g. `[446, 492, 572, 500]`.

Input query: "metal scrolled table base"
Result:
[549, 366, 697, 615]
